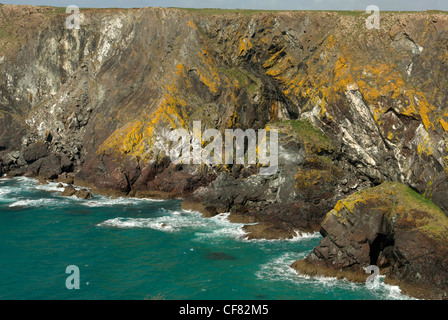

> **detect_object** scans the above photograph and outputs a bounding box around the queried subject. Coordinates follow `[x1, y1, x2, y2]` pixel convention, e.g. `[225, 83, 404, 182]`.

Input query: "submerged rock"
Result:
[61, 185, 93, 199]
[291, 182, 448, 300]
[204, 252, 237, 261]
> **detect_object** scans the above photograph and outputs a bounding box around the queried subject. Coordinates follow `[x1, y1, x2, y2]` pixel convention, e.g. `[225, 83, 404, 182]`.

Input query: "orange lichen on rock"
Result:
[439, 118, 448, 131]
[239, 37, 253, 55]
[196, 49, 221, 93]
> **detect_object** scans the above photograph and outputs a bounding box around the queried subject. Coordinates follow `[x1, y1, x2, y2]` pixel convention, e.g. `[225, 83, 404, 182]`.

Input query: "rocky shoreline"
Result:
[291, 183, 448, 300]
[1, 5, 448, 299]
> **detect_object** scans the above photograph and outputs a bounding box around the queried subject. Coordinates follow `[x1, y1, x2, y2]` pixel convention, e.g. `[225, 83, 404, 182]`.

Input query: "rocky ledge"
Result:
[291, 182, 448, 300]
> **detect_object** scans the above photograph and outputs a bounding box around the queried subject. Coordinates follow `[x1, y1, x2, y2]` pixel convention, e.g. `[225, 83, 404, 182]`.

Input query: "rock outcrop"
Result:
[0, 5, 448, 297]
[291, 182, 448, 300]
[61, 184, 93, 199]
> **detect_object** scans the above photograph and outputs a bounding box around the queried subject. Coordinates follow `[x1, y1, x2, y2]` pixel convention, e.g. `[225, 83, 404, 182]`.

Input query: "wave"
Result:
[8, 198, 68, 208]
[97, 210, 205, 232]
[80, 196, 163, 207]
[291, 231, 322, 241]
[97, 208, 321, 244]
[34, 181, 68, 193]
[256, 252, 413, 300]
[0, 188, 11, 197]
[97, 211, 250, 241]
[193, 213, 248, 241]
[97, 217, 176, 232]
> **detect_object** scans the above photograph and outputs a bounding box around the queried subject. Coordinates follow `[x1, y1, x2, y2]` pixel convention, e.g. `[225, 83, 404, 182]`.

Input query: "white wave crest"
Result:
[257, 252, 413, 300]
[80, 196, 164, 207]
[193, 212, 249, 242]
[97, 217, 175, 231]
[0, 188, 11, 197]
[8, 198, 66, 208]
[34, 181, 68, 193]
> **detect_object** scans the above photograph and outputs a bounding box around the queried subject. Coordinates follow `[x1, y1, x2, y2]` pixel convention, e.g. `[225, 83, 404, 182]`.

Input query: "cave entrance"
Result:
[369, 233, 394, 265]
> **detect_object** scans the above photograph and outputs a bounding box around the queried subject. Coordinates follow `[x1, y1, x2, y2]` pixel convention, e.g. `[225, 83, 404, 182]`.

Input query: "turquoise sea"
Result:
[0, 177, 411, 300]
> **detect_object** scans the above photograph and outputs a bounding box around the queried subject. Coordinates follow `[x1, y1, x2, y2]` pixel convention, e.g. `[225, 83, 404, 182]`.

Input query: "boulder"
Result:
[22, 141, 48, 164]
[24, 153, 74, 179]
[61, 184, 93, 199]
[243, 223, 297, 240]
[61, 185, 76, 197]
[202, 206, 218, 218]
[75, 189, 93, 199]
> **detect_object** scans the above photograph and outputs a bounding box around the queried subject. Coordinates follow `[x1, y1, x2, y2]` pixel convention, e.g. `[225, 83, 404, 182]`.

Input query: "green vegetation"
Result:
[272, 119, 334, 153]
[218, 66, 260, 94]
[401, 183, 442, 214]
[335, 182, 448, 240]
[43, 7, 67, 15]
[175, 8, 288, 16]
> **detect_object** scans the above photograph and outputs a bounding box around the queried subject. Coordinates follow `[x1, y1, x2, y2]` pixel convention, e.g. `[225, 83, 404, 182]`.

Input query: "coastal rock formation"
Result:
[61, 184, 93, 199]
[291, 182, 448, 300]
[0, 7, 447, 210]
[0, 5, 448, 297]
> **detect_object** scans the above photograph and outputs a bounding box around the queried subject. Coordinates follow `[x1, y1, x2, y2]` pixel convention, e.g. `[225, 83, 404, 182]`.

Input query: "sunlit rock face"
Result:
[1, 6, 448, 230]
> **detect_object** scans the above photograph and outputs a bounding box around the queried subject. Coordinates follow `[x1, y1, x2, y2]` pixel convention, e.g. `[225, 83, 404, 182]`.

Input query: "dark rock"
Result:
[203, 206, 218, 218]
[60, 184, 93, 199]
[6, 167, 26, 177]
[75, 189, 93, 199]
[57, 173, 74, 184]
[243, 223, 296, 240]
[61, 185, 76, 197]
[291, 182, 448, 300]
[59, 154, 73, 173]
[22, 142, 48, 164]
[37, 154, 62, 179]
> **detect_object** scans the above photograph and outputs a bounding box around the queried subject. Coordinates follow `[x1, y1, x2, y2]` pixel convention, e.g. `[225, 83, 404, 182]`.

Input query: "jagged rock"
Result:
[202, 206, 218, 218]
[57, 173, 74, 184]
[61, 185, 76, 197]
[36, 154, 62, 179]
[22, 142, 48, 164]
[24, 153, 74, 179]
[61, 184, 93, 199]
[75, 189, 93, 199]
[243, 223, 297, 240]
[291, 182, 448, 300]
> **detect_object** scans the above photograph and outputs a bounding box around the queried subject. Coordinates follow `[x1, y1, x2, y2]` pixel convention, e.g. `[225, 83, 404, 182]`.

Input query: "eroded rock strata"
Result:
[1, 5, 448, 298]
[291, 182, 448, 300]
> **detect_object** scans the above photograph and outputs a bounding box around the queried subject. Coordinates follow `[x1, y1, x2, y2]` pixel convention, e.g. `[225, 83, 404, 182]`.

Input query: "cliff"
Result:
[1, 5, 448, 298]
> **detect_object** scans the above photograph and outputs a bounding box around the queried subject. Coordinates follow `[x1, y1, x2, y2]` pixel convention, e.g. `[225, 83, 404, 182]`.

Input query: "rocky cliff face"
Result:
[291, 182, 448, 299]
[1, 5, 448, 298]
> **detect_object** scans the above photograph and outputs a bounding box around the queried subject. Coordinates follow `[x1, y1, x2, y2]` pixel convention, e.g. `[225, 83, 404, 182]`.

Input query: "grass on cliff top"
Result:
[335, 182, 448, 239]
[176, 8, 288, 15]
[272, 119, 334, 153]
[174, 8, 448, 16]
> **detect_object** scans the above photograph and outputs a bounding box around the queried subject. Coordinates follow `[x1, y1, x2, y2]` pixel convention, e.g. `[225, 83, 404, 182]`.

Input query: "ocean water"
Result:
[0, 177, 411, 300]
